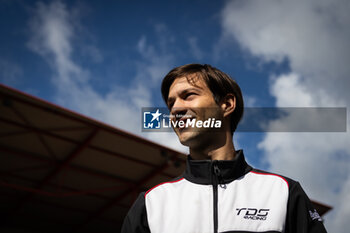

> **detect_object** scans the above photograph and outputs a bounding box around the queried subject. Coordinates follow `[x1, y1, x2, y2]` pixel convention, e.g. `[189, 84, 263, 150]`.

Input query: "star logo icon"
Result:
[150, 109, 162, 122]
[142, 108, 163, 130]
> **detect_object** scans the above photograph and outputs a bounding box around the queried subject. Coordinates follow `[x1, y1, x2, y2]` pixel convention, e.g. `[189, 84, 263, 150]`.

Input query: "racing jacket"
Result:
[121, 150, 327, 233]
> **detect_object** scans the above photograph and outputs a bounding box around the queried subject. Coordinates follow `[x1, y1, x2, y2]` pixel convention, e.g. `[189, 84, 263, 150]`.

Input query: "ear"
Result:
[220, 94, 236, 118]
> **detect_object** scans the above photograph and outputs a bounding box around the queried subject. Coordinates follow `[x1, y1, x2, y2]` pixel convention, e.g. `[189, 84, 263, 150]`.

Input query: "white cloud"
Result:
[81, 44, 103, 63]
[258, 73, 350, 200]
[221, 0, 350, 105]
[221, 0, 350, 232]
[243, 95, 257, 107]
[27, 0, 187, 153]
[136, 35, 174, 84]
[270, 73, 314, 107]
[188, 37, 204, 60]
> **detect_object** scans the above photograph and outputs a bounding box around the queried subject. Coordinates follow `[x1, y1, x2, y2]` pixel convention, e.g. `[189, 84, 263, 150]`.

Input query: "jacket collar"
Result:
[183, 150, 252, 185]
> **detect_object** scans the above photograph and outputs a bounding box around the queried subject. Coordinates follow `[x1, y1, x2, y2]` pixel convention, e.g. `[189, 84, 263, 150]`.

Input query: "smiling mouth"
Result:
[175, 118, 196, 132]
[178, 126, 191, 134]
[176, 118, 189, 127]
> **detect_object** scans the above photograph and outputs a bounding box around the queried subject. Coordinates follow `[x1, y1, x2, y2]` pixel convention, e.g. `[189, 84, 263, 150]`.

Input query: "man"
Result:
[121, 64, 327, 233]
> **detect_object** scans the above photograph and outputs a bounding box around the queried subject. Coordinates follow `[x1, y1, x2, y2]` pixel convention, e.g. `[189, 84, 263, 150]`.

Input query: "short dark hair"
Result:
[161, 64, 244, 133]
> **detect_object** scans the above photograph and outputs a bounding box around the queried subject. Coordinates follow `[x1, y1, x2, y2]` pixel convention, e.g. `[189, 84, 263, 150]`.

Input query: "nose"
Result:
[170, 99, 188, 120]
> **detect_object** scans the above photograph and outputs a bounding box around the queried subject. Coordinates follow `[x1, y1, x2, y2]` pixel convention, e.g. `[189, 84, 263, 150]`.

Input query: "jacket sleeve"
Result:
[285, 181, 327, 233]
[121, 192, 150, 233]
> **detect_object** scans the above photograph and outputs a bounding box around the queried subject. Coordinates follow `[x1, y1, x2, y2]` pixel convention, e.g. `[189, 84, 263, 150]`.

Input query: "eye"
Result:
[184, 92, 196, 99]
[167, 101, 174, 110]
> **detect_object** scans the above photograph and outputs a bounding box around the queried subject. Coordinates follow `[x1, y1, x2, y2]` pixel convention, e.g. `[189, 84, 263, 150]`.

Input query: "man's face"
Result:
[167, 75, 224, 148]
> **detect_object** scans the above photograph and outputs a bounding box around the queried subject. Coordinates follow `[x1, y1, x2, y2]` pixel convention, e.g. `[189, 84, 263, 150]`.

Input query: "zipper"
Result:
[212, 161, 220, 233]
[212, 161, 227, 233]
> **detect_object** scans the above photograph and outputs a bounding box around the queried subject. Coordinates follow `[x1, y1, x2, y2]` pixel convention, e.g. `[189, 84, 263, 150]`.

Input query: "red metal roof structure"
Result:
[0, 84, 331, 233]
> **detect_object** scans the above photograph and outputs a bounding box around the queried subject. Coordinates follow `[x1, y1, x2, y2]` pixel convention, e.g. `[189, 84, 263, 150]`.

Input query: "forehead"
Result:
[168, 74, 210, 95]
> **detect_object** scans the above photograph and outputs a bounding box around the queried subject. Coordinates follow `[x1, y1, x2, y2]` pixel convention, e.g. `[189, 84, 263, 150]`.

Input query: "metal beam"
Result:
[10, 105, 57, 160]
[0, 193, 122, 229]
[0, 179, 125, 198]
[72, 153, 177, 232]
[0, 172, 129, 208]
[1, 164, 49, 175]
[0, 117, 185, 170]
[0, 129, 31, 138]
[0, 85, 183, 157]
[7, 129, 98, 219]
[0, 145, 142, 186]
[38, 128, 98, 187]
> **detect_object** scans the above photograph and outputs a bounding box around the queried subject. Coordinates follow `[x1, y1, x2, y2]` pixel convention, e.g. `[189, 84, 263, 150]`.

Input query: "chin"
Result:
[176, 129, 193, 144]
[179, 129, 218, 150]
[177, 130, 202, 147]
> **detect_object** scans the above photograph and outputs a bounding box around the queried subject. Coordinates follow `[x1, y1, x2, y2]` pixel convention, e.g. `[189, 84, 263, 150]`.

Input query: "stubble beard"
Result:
[176, 126, 216, 150]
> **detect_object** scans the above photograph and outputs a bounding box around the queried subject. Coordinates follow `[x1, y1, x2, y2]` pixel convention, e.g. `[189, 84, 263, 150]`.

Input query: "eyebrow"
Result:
[167, 87, 203, 106]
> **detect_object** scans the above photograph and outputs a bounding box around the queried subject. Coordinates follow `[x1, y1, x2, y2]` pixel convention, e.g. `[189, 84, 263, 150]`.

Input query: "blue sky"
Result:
[1, 0, 349, 232]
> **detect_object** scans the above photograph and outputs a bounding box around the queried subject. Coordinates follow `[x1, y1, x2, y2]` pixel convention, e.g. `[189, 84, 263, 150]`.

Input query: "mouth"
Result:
[176, 117, 195, 132]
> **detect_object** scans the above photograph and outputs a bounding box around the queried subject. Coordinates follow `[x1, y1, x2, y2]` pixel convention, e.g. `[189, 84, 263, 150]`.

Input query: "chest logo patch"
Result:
[236, 208, 270, 221]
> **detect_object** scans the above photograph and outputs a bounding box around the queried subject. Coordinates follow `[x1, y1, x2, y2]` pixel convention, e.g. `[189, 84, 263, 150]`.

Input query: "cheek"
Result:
[207, 107, 223, 120]
[189, 96, 219, 117]
[193, 96, 217, 107]
[198, 105, 222, 119]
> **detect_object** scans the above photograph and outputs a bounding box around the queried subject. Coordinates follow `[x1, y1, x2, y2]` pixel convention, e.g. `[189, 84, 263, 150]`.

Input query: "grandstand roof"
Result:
[0, 84, 331, 233]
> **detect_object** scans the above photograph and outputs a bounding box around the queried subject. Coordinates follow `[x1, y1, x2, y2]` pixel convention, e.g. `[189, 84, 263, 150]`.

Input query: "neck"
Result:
[189, 131, 236, 161]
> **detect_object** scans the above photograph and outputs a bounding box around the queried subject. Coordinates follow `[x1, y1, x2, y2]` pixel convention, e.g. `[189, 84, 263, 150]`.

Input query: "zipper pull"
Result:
[213, 164, 221, 176]
[213, 163, 227, 189]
